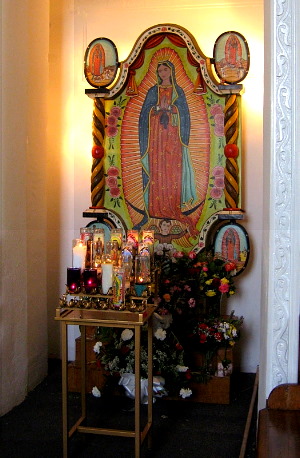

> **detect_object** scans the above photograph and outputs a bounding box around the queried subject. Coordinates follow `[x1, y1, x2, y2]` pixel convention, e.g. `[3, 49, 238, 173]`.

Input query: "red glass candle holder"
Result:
[67, 267, 81, 293]
[83, 268, 98, 293]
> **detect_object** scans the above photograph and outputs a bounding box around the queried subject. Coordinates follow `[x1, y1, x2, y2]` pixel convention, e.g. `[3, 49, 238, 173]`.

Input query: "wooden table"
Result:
[55, 304, 156, 458]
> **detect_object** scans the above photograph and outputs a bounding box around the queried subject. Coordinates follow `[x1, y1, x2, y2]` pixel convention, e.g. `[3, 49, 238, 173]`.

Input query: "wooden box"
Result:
[189, 376, 231, 404]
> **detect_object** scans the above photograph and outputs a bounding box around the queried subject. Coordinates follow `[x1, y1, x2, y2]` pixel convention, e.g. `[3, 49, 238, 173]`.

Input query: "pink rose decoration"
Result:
[214, 176, 225, 188]
[106, 126, 118, 137]
[214, 113, 224, 125]
[107, 115, 117, 126]
[212, 166, 224, 176]
[210, 187, 223, 199]
[210, 104, 223, 116]
[107, 166, 119, 176]
[110, 106, 122, 117]
[214, 124, 224, 137]
[109, 187, 121, 198]
[106, 176, 118, 187]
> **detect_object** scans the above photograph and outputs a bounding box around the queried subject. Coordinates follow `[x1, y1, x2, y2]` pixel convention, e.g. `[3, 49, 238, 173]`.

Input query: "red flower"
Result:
[107, 166, 119, 176]
[120, 345, 130, 355]
[185, 369, 192, 380]
[219, 283, 230, 293]
[176, 343, 183, 351]
[107, 115, 117, 126]
[109, 187, 121, 198]
[106, 126, 118, 137]
[173, 251, 184, 258]
[110, 106, 122, 118]
[188, 251, 197, 260]
[214, 332, 223, 342]
[212, 278, 221, 287]
[199, 323, 209, 330]
[199, 333, 207, 343]
[106, 176, 118, 187]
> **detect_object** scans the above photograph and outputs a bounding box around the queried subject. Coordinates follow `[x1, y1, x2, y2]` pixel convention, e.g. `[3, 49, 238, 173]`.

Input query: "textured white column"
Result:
[260, 0, 300, 409]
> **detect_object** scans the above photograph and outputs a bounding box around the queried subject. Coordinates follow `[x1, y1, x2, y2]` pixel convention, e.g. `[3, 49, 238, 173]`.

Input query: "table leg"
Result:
[147, 315, 153, 449]
[80, 325, 86, 418]
[61, 322, 68, 458]
[134, 325, 141, 458]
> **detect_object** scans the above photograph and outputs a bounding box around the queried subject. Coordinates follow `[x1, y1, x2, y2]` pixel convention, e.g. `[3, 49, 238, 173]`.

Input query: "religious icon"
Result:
[121, 47, 210, 244]
[84, 38, 118, 88]
[213, 31, 250, 84]
[213, 221, 250, 275]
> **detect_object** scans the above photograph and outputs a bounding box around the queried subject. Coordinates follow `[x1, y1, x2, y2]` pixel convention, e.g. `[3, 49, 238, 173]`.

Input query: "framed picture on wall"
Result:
[213, 221, 250, 275]
[84, 38, 118, 88]
[213, 31, 250, 84]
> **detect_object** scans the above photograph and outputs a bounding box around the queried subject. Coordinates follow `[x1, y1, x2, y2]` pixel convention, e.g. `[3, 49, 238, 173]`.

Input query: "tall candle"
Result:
[101, 261, 113, 294]
[72, 239, 87, 271]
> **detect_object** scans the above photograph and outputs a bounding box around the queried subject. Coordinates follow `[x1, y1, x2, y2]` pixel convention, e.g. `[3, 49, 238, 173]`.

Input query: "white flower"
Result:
[154, 328, 167, 341]
[121, 329, 134, 341]
[179, 388, 192, 399]
[93, 341, 103, 354]
[176, 365, 189, 373]
[92, 386, 101, 398]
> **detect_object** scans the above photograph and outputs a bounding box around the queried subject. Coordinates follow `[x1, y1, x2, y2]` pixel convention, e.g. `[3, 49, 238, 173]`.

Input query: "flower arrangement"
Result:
[155, 249, 237, 318]
[93, 322, 192, 398]
[91, 249, 243, 400]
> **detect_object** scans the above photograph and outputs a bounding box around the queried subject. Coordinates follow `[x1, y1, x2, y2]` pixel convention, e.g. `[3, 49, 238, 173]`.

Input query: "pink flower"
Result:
[109, 187, 121, 198]
[188, 298, 196, 308]
[214, 176, 225, 188]
[210, 104, 223, 116]
[173, 251, 184, 258]
[219, 283, 230, 293]
[212, 166, 224, 176]
[110, 106, 122, 118]
[188, 251, 197, 259]
[106, 126, 118, 137]
[107, 115, 117, 126]
[214, 332, 223, 342]
[107, 166, 119, 176]
[202, 266, 209, 272]
[214, 124, 224, 137]
[106, 176, 118, 187]
[210, 187, 223, 199]
[214, 113, 224, 125]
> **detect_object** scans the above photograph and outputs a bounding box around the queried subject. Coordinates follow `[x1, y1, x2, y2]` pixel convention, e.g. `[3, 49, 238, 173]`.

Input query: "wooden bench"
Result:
[257, 383, 300, 457]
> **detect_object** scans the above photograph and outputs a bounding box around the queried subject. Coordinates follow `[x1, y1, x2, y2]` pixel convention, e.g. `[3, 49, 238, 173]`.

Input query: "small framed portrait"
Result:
[84, 38, 118, 88]
[213, 31, 250, 84]
[213, 222, 250, 275]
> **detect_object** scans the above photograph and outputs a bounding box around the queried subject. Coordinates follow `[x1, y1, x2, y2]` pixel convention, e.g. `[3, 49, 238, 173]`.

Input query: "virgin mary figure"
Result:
[137, 60, 198, 233]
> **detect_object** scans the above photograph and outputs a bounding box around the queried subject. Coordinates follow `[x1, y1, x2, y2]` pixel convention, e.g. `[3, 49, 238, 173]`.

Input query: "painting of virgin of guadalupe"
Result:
[121, 48, 211, 247]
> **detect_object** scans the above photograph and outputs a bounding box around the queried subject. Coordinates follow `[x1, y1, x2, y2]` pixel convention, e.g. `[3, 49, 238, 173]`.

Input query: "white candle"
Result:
[102, 262, 113, 294]
[72, 241, 87, 271]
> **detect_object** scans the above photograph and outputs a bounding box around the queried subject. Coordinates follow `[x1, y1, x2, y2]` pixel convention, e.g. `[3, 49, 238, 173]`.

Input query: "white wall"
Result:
[0, 0, 49, 415]
[47, 0, 263, 372]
